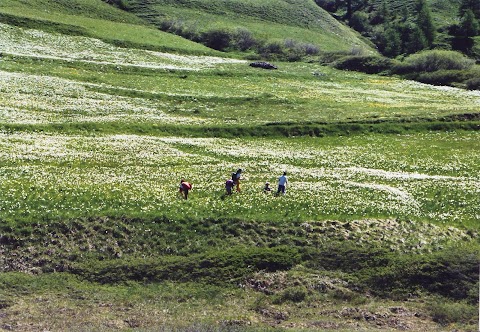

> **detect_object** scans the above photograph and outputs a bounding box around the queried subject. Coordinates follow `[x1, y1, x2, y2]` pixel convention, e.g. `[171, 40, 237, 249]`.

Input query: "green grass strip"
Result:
[1, 120, 479, 138]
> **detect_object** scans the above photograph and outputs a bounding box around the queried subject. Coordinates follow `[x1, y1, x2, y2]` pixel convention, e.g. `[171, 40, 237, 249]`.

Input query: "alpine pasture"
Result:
[0, 1, 479, 331]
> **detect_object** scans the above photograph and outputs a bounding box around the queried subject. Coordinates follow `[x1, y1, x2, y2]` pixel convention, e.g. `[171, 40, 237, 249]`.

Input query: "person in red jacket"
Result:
[179, 179, 192, 200]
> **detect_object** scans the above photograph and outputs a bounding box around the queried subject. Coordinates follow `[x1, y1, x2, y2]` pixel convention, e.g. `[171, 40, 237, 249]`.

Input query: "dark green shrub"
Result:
[273, 286, 308, 304]
[394, 50, 475, 74]
[428, 300, 478, 325]
[200, 29, 232, 51]
[233, 28, 257, 51]
[332, 55, 395, 74]
[259, 42, 284, 59]
[416, 70, 467, 85]
[72, 246, 300, 284]
[466, 76, 480, 89]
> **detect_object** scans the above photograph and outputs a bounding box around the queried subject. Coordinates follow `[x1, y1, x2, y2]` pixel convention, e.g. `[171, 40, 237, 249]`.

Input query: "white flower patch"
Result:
[0, 23, 245, 71]
[0, 133, 477, 224]
[341, 167, 464, 181]
[398, 79, 480, 97]
[0, 70, 211, 125]
[343, 180, 420, 208]
[293, 75, 480, 114]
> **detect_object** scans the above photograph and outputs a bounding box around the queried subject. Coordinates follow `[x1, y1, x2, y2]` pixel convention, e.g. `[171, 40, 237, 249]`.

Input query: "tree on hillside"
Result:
[416, 0, 435, 47]
[449, 4, 479, 55]
[459, 0, 480, 19]
[313, 0, 338, 12]
[350, 11, 371, 33]
[383, 25, 402, 56]
[370, 0, 389, 25]
[459, 9, 480, 37]
[335, 0, 369, 21]
[403, 23, 429, 54]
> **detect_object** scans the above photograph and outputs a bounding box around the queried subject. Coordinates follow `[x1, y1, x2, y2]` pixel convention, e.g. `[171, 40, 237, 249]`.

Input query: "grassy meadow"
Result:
[0, 1, 479, 331]
[126, 0, 374, 54]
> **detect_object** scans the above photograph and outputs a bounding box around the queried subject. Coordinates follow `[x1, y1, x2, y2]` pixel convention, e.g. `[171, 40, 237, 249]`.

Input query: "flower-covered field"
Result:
[0, 7, 479, 332]
[0, 132, 478, 229]
[0, 23, 241, 70]
[1, 23, 480, 127]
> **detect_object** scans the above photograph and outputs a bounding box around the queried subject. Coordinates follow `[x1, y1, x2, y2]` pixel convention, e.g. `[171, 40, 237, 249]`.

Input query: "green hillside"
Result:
[125, 0, 375, 54]
[0, 1, 479, 331]
[316, 0, 480, 59]
[0, 0, 219, 54]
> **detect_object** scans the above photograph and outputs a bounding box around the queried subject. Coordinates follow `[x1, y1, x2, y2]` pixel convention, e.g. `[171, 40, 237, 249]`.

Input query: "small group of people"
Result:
[178, 170, 288, 200]
[225, 169, 288, 197]
[262, 171, 288, 196]
[225, 168, 242, 195]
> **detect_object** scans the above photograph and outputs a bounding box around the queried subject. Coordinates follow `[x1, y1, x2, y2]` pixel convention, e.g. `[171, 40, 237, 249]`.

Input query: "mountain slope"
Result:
[125, 0, 375, 53]
[0, 0, 219, 55]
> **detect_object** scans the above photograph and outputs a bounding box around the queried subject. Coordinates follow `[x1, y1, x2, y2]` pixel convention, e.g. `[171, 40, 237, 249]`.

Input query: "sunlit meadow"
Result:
[0, 5, 479, 331]
[0, 132, 478, 229]
[1, 23, 480, 127]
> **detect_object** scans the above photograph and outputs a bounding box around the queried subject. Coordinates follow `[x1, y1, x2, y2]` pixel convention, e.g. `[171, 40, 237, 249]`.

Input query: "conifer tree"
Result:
[416, 0, 435, 46]
[404, 23, 428, 54]
[459, 9, 480, 37]
[383, 25, 402, 57]
[459, 0, 480, 19]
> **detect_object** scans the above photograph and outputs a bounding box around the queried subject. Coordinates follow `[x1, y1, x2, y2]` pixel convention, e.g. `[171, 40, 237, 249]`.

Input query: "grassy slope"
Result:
[0, 1, 479, 331]
[126, 0, 375, 53]
[0, 0, 219, 55]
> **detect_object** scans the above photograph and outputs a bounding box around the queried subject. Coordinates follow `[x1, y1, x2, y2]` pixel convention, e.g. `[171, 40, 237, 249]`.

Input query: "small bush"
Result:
[416, 70, 468, 86]
[333, 55, 395, 74]
[282, 39, 320, 61]
[259, 42, 284, 59]
[394, 50, 475, 74]
[466, 76, 480, 90]
[233, 28, 258, 51]
[200, 29, 232, 51]
[273, 286, 308, 304]
[158, 19, 200, 42]
[428, 300, 478, 325]
[304, 43, 320, 55]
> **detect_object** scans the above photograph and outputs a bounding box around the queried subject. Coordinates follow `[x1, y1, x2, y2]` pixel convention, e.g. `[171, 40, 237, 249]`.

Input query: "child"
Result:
[225, 178, 234, 195]
[179, 179, 192, 200]
[263, 181, 271, 193]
